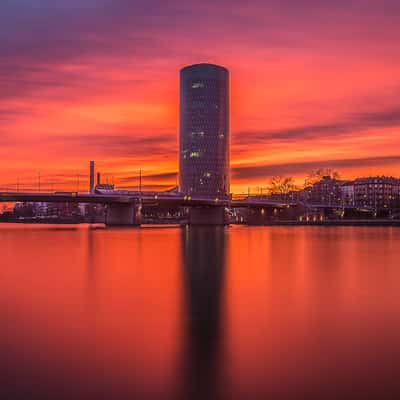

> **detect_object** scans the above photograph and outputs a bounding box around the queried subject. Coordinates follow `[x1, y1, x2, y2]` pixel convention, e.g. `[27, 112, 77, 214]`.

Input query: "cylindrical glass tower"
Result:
[179, 63, 229, 197]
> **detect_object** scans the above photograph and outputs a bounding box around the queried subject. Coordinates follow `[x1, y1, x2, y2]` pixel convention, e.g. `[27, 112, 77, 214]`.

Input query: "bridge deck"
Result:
[0, 191, 373, 211]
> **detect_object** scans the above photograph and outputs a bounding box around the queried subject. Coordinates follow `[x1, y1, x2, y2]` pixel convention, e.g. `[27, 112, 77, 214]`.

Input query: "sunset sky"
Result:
[1, 0, 400, 193]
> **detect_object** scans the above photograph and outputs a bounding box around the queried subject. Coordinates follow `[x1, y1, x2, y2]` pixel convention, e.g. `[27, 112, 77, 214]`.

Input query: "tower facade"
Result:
[179, 63, 229, 197]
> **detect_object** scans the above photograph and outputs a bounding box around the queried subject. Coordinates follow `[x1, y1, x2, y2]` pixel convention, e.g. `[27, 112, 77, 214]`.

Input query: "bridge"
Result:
[0, 190, 292, 207]
[0, 190, 374, 226]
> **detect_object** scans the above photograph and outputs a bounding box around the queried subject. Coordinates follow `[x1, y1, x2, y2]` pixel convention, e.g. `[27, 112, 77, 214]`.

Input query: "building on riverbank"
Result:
[352, 177, 400, 209]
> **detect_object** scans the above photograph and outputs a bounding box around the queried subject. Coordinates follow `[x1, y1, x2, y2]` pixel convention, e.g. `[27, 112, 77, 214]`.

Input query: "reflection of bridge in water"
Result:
[0, 190, 374, 226]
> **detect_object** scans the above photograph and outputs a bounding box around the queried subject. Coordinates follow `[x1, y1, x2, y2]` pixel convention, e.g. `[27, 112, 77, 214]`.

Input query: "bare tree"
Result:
[268, 176, 296, 196]
[304, 168, 340, 188]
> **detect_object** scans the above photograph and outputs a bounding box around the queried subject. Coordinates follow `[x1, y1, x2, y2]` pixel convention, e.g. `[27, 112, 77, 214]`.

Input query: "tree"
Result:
[304, 168, 340, 188]
[268, 176, 296, 195]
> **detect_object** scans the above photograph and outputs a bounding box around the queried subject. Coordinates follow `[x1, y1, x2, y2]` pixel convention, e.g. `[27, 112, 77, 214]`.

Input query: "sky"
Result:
[1, 0, 400, 193]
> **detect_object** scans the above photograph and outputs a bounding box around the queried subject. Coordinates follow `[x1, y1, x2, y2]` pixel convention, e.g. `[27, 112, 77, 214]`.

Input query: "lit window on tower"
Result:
[191, 82, 205, 89]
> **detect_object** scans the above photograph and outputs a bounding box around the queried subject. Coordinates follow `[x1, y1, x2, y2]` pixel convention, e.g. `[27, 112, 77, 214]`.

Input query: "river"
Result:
[1, 224, 399, 399]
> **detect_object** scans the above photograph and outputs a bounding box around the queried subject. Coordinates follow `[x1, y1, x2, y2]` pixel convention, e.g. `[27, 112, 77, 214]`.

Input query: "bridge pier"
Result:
[105, 203, 141, 227]
[188, 206, 227, 226]
[246, 205, 298, 225]
[246, 207, 276, 225]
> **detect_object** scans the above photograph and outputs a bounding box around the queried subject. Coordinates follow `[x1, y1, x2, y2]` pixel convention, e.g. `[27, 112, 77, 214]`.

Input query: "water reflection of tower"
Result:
[180, 227, 227, 400]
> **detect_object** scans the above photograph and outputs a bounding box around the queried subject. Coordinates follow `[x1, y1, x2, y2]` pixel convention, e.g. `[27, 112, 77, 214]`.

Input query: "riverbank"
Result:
[259, 219, 400, 226]
[2, 219, 400, 227]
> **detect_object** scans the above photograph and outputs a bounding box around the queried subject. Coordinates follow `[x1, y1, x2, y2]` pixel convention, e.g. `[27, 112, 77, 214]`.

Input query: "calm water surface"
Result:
[1, 224, 400, 399]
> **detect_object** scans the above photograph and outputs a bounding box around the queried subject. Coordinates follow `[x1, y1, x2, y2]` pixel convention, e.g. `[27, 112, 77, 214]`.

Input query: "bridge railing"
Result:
[0, 187, 91, 194]
[231, 194, 249, 201]
[231, 194, 276, 201]
[0, 188, 51, 194]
